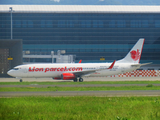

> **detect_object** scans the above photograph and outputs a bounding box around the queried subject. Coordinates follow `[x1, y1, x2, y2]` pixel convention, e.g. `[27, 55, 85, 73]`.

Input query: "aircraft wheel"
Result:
[73, 78, 77, 82]
[20, 79, 23, 82]
[79, 78, 83, 82]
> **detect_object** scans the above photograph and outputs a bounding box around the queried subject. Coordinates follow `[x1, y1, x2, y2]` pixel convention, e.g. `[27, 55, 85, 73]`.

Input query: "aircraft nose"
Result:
[7, 70, 13, 76]
[7, 70, 11, 75]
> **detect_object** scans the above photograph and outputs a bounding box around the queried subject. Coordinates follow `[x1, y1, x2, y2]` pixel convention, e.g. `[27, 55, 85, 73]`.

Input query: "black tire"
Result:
[79, 78, 83, 82]
[73, 78, 77, 82]
[20, 79, 23, 82]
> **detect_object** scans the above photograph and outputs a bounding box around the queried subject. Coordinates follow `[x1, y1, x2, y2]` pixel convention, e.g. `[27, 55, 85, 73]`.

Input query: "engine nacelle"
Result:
[52, 77, 61, 80]
[61, 73, 76, 80]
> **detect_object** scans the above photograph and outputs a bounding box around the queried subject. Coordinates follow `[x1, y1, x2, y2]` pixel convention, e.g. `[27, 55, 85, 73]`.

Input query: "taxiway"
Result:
[0, 90, 160, 97]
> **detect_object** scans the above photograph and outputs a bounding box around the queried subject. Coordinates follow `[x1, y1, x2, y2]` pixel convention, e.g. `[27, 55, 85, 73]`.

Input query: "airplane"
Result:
[7, 38, 151, 82]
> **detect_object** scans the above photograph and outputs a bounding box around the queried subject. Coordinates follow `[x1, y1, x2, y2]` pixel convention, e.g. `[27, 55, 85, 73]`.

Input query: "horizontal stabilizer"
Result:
[131, 62, 152, 67]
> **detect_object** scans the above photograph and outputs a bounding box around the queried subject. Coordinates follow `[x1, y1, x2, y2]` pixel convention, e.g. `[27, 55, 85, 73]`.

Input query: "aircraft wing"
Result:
[68, 60, 116, 77]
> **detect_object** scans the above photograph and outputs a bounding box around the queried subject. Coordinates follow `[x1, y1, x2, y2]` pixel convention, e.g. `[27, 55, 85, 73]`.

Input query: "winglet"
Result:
[79, 60, 82, 63]
[108, 60, 116, 69]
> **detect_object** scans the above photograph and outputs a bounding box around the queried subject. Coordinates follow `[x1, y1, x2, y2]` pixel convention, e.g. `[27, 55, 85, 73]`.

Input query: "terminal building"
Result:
[0, 5, 160, 72]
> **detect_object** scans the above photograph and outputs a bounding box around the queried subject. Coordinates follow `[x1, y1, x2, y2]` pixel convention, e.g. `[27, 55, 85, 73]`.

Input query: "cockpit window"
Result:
[13, 68, 19, 70]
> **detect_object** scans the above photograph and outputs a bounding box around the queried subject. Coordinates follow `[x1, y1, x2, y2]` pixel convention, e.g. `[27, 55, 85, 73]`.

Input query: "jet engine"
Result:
[61, 73, 76, 80]
[52, 77, 61, 80]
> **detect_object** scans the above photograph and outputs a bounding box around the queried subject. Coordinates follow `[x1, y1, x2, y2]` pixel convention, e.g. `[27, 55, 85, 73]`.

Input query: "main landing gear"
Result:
[79, 77, 83, 82]
[73, 77, 83, 82]
[73, 78, 78, 82]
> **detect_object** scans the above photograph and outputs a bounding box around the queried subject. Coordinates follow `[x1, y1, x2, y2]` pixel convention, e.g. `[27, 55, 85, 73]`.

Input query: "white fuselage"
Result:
[7, 62, 139, 78]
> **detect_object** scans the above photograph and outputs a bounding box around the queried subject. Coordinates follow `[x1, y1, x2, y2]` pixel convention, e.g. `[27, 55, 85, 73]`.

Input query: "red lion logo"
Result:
[130, 49, 140, 61]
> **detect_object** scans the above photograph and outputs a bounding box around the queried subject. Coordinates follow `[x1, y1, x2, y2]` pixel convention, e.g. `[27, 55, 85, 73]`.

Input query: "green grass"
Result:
[0, 96, 160, 120]
[1, 81, 160, 85]
[0, 85, 160, 92]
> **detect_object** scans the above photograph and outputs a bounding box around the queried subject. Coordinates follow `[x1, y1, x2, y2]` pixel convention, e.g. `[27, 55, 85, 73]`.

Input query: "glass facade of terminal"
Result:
[0, 13, 160, 63]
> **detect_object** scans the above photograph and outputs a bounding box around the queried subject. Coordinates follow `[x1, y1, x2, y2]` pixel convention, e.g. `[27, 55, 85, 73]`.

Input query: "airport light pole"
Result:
[51, 51, 54, 63]
[9, 7, 13, 39]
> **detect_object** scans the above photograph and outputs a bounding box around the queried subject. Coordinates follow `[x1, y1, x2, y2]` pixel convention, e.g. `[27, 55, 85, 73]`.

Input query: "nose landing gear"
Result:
[20, 79, 23, 82]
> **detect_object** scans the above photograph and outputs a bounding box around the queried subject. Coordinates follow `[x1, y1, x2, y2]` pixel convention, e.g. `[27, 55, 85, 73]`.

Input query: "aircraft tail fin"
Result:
[117, 38, 145, 63]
